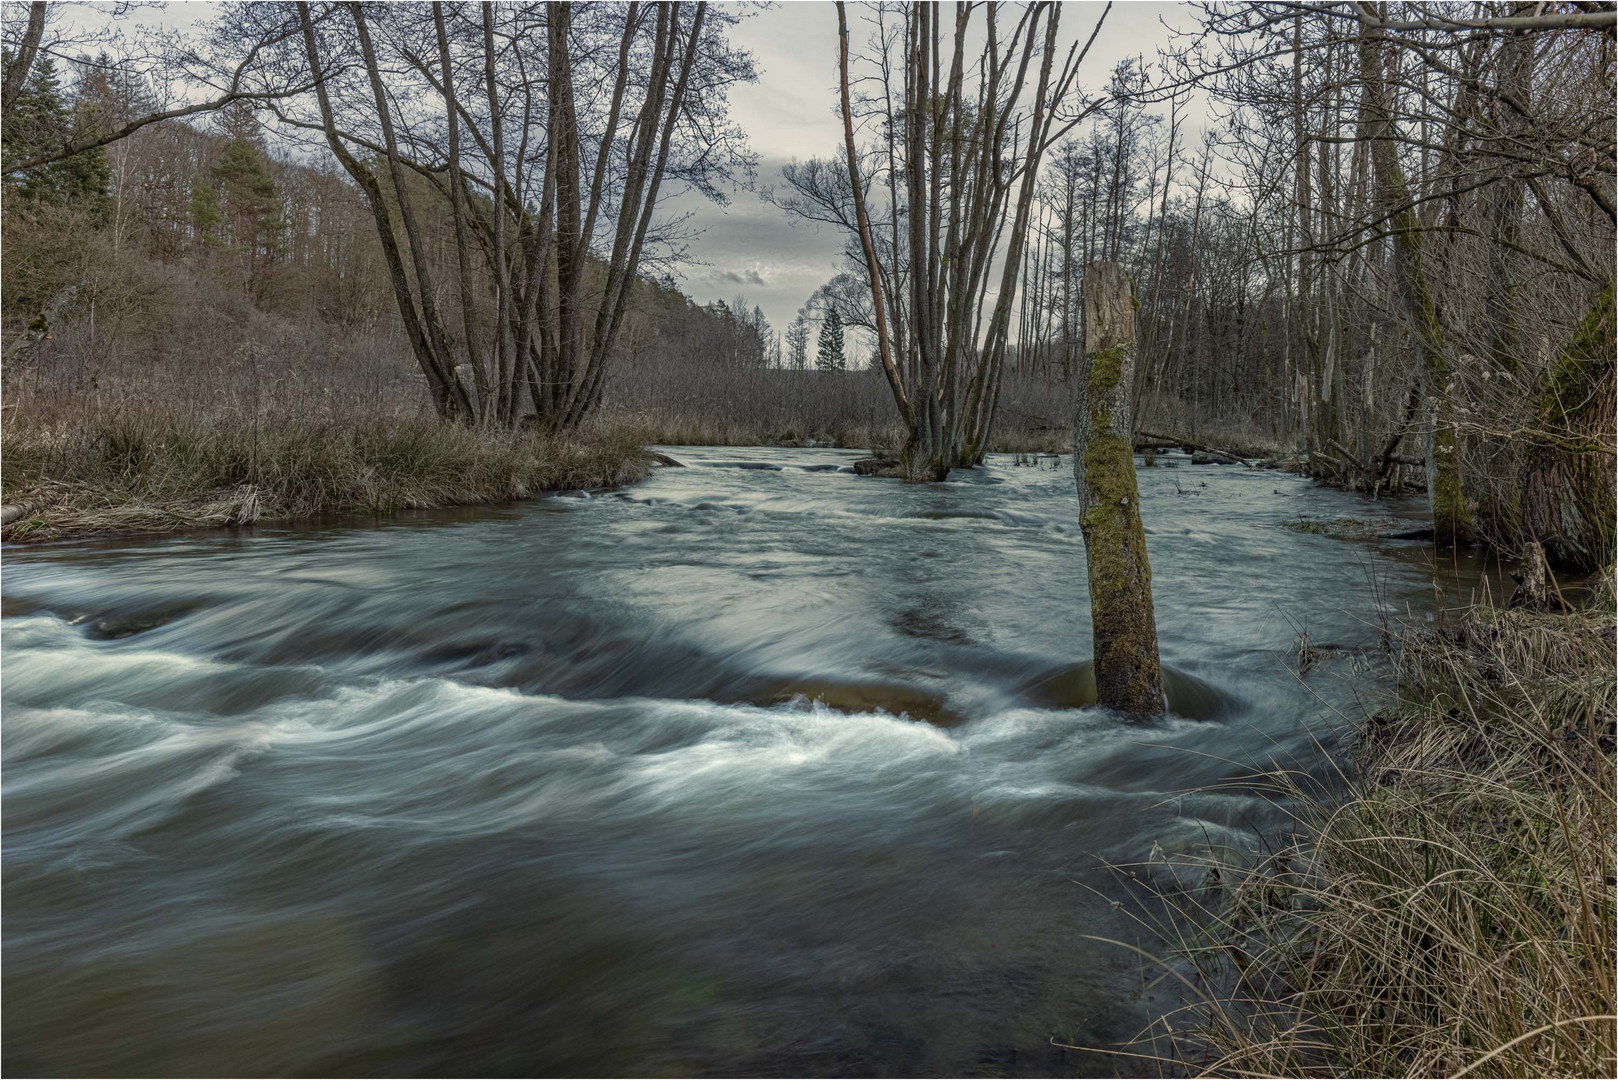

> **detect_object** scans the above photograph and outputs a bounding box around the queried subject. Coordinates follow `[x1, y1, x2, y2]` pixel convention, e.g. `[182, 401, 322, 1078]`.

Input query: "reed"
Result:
[1102, 587, 1617, 1078]
[1, 403, 652, 541]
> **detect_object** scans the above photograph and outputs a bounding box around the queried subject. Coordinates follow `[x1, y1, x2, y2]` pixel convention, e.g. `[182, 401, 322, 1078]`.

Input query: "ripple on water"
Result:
[2, 446, 1484, 1077]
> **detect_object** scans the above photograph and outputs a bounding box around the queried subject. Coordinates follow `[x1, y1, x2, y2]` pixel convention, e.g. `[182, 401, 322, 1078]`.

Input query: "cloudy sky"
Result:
[670, 1, 1194, 337]
[60, 0, 1195, 344]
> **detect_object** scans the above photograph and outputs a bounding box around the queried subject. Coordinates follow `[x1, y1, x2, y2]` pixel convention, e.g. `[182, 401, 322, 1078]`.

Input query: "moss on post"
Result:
[1074, 262, 1163, 718]
[1520, 280, 1616, 572]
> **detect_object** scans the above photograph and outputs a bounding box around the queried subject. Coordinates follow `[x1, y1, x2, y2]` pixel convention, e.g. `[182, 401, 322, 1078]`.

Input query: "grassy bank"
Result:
[1, 409, 653, 542]
[1134, 589, 1616, 1077]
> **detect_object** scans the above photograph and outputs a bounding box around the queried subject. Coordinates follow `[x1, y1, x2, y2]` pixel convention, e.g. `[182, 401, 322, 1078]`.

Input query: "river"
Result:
[2, 447, 1501, 1076]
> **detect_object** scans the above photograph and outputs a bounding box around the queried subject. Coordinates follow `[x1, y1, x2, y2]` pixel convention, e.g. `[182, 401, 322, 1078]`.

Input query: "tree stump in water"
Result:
[852, 457, 901, 477]
[1509, 540, 1554, 611]
[1074, 262, 1164, 717]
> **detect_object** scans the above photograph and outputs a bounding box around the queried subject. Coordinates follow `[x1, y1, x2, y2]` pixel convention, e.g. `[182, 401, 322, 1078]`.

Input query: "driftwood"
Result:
[1136, 430, 1252, 465]
[1, 502, 32, 527]
[647, 451, 686, 468]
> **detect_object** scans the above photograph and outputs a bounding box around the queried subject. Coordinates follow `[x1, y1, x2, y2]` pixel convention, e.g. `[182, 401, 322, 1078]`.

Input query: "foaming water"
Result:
[3, 447, 1506, 1076]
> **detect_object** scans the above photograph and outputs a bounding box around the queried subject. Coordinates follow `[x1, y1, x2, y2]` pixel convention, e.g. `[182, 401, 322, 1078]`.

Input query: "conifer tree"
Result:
[191, 103, 284, 294]
[816, 306, 845, 372]
[2, 57, 111, 221]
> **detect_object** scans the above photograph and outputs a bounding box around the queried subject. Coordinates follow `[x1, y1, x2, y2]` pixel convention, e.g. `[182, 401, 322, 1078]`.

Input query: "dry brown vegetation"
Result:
[608, 360, 1084, 454]
[2, 345, 652, 542]
[1099, 588, 1617, 1078]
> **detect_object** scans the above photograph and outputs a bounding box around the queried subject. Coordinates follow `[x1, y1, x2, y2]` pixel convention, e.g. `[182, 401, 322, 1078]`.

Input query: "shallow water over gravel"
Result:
[2, 447, 1501, 1076]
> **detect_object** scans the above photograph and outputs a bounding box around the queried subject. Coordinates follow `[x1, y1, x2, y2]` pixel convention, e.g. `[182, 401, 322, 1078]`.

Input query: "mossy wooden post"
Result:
[1074, 262, 1164, 717]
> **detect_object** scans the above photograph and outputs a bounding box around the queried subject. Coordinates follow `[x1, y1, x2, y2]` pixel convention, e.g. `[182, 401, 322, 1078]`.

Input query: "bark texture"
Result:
[1356, 11, 1474, 547]
[1519, 281, 1616, 573]
[1074, 262, 1163, 718]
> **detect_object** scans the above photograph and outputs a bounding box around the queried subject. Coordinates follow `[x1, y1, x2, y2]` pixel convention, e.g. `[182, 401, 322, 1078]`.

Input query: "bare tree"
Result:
[290, 0, 754, 427]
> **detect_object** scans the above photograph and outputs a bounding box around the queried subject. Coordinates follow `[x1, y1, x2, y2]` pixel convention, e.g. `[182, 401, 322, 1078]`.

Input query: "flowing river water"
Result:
[2, 447, 1504, 1077]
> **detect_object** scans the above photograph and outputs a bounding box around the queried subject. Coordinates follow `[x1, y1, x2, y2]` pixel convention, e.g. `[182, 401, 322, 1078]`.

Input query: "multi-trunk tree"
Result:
[782, 1, 1110, 479]
[293, 1, 754, 427]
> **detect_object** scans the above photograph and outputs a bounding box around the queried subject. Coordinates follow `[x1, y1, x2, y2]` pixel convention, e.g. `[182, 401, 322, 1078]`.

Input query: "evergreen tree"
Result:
[188, 103, 285, 299]
[816, 307, 845, 372]
[207, 103, 285, 260]
[2, 56, 112, 221]
[786, 312, 810, 370]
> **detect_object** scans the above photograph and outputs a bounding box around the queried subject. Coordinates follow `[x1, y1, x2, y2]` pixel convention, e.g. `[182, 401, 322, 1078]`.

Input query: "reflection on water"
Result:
[2, 447, 1506, 1076]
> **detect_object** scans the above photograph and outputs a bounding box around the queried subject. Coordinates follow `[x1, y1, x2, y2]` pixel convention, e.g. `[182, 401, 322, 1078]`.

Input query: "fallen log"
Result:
[1328, 439, 1368, 472]
[647, 451, 687, 468]
[1, 502, 33, 527]
[1136, 430, 1254, 465]
[1132, 435, 1183, 451]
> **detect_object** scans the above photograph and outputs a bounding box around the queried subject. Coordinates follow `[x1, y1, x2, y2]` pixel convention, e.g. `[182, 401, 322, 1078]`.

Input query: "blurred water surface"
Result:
[2, 447, 1500, 1076]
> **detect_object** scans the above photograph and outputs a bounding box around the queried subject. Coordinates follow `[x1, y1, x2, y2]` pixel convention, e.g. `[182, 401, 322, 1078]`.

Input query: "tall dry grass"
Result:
[2, 340, 652, 542]
[1096, 588, 1616, 1078]
[2, 410, 651, 541]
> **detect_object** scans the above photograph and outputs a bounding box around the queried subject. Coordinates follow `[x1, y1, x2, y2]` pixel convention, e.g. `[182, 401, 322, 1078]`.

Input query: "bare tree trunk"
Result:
[434, 2, 491, 421]
[0, 2, 46, 122]
[298, 2, 471, 422]
[836, 1, 911, 433]
[1074, 262, 1163, 718]
[1519, 281, 1616, 573]
[1356, 4, 1473, 546]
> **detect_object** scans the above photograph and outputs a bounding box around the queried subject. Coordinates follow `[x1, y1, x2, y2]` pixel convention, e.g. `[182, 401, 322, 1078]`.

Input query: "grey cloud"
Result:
[711, 269, 768, 286]
[670, 4, 1195, 336]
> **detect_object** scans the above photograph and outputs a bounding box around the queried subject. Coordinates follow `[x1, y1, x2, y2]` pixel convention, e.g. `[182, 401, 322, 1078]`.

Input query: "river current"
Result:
[2, 447, 1496, 1076]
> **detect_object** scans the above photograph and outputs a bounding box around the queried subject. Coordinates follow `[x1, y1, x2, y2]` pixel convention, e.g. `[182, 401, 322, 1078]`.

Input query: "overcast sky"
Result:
[59, 0, 1197, 346]
[672, 1, 1195, 338]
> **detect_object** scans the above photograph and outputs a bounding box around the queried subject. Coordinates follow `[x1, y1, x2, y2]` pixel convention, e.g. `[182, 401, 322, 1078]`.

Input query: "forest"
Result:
[1, 3, 1614, 1079]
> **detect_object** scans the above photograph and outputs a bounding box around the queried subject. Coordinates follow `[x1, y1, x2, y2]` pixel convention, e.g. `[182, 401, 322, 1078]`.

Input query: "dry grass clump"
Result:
[1107, 589, 1616, 1078]
[1, 408, 652, 542]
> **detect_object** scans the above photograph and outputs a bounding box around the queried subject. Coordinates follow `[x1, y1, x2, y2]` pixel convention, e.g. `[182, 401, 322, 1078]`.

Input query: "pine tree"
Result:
[816, 307, 846, 372]
[2, 57, 112, 221]
[786, 312, 810, 370]
[190, 103, 285, 296]
[749, 304, 773, 367]
[209, 104, 285, 260]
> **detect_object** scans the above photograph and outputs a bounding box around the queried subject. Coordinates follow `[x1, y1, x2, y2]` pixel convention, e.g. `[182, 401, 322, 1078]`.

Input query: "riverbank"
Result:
[621, 411, 1076, 456]
[1154, 587, 1616, 1077]
[1, 411, 654, 543]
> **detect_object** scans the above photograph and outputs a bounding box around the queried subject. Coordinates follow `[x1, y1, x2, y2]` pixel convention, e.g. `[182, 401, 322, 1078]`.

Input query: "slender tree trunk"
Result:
[434, 2, 491, 421]
[836, 1, 911, 433]
[1074, 262, 1163, 718]
[1357, 6, 1473, 546]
